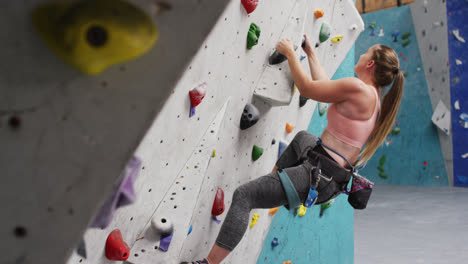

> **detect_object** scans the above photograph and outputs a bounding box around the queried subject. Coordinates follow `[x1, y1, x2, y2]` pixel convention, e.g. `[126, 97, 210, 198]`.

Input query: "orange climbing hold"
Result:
[286, 122, 294, 133]
[283, 261, 292, 264]
[314, 9, 324, 19]
[268, 207, 279, 215]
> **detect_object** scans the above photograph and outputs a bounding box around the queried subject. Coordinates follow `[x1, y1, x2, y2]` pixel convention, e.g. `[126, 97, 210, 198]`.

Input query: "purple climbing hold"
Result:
[91, 156, 141, 229]
[159, 233, 174, 251]
[189, 105, 196, 118]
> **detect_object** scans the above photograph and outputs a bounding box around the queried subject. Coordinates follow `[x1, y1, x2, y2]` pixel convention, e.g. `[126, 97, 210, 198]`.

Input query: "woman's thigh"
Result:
[237, 164, 312, 209]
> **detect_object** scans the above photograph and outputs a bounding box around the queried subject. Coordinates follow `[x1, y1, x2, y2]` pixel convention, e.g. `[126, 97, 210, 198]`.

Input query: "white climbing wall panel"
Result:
[0, 0, 362, 264]
[64, 0, 363, 263]
[410, 0, 453, 184]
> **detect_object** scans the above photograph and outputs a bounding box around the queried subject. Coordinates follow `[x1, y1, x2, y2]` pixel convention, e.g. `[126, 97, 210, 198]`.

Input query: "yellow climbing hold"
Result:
[298, 204, 307, 216]
[331, 35, 343, 44]
[249, 213, 259, 228]
[212, 149, 216, 158]
[32, 0, 158, 75]
[268, 207, 279, 215]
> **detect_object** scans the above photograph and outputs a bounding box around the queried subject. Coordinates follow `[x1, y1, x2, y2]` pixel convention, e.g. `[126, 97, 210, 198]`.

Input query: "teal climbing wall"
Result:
[257, 47, 356, 264]
[355, 6, 449, 186]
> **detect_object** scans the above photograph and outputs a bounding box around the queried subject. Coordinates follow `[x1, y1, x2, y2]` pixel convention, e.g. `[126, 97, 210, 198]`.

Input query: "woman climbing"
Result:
[181, 34, 404, 264]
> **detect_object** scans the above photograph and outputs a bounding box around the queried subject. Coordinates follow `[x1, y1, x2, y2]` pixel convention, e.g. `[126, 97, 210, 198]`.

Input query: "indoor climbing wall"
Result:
[355, 5, 449, 186]
[62, 0, 364, 263]
[446, 0, 468, 187]
[410, 0, 453, 185]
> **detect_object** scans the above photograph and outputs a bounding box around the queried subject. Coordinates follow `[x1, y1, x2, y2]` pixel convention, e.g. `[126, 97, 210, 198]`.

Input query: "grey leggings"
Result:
[215, 131, 335, 251]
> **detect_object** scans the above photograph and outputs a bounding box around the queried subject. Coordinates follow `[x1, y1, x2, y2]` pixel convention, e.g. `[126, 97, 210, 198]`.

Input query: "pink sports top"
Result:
[324, 87, 380, 149]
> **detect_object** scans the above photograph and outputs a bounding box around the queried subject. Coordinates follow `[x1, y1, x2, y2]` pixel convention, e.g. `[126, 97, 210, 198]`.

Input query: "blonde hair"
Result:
[357, 45, 404, 166]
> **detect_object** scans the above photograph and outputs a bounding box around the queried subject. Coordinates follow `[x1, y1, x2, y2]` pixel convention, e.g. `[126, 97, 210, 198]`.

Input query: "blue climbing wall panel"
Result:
[257, 47, 355, 264]
[356, 6, 448, 186]
[447, 0, 468, 187]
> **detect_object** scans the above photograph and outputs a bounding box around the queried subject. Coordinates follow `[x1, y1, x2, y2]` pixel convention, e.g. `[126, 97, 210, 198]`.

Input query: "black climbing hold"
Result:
[299, 95, 309, 107]
[272, 139, 276, 145]
[8, 116, 21, 128]
[86, 25, 108, 47]
[14, 226, 27, 238]
[269, 45, 298, 65]
[77, 239, 87, 259]
[240, 103, 260, 130]
[315, 43, 319, 48]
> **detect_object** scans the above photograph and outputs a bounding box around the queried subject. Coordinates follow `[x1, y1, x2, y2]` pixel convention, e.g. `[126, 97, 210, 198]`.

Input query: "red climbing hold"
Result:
[105, 229, 130, 261]
[241, 0, 259, 14]
[212, 187, 225, 216]
[404, 57, 408, 61]
[400, 53, 403, 57]
[189, 83, 207, 107]
[424, 161, 428, 166]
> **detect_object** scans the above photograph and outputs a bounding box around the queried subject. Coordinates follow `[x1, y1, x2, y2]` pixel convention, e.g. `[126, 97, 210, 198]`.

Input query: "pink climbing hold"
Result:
[189, 83, 207, 107]
[241, 0, 259, 14]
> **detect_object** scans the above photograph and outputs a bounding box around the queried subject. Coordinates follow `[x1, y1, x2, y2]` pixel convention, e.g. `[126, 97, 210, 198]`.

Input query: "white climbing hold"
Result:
[456, 59, 463, 65]
[453, 29, 466, 43]
[417, 67, 421, 71]
[378, 27, 384, 37]
[454, 100, 460, 110]
[462, 153, 468, 159]
[433, 21, 441, 27]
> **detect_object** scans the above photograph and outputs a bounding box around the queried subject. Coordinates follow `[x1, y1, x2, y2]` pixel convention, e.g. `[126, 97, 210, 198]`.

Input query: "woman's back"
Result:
[322, 84, 381, 168]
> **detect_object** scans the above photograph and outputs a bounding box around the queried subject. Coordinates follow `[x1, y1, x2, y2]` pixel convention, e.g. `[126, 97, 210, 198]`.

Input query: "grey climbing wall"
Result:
[0, 0, 233, 263]
[355, 184, 468, 264]
[64, 0, 364, 263]
[410, 0, 453, 184]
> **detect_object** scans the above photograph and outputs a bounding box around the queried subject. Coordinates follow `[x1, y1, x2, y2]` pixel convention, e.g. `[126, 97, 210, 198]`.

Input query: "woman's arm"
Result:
[276, 38, 365, 103]
[302, 34, 329, 81]
[286, 53, 364, 103]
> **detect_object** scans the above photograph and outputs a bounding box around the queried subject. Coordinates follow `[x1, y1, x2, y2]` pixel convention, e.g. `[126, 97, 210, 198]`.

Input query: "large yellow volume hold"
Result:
[32, 0, 158, 75]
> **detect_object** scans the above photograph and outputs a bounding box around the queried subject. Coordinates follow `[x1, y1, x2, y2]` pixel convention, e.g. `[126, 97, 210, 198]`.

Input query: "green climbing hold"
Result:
[401, 32, 411, 40]
[378, 172, 388, 179]
[319, 23, 331, 43]
[390, 127, 401, 136]
[402, 39, 411, 47]
[377, 165, 385, 173]
[318, 103, 328, 116]
[247, 23, 261, 49]
[252, 145, 264, 161]
[368, 22, 376, 29]
[402, 70, 408, 77]
[379, 155, 386, 166]
[320, 199, 334, 217]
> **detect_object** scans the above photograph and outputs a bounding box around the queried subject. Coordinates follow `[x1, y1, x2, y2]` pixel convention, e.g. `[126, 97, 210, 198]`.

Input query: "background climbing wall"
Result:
[410, 0, 453, 185]
[446, 0, 468, 187]
[63, 0, 364, 263]
[257, 45, 357, 264]
[355, 5, 449, 186]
